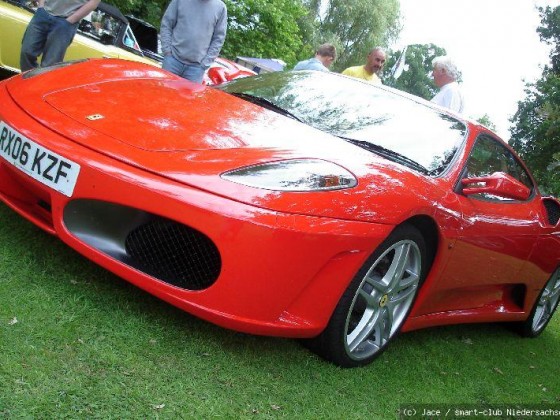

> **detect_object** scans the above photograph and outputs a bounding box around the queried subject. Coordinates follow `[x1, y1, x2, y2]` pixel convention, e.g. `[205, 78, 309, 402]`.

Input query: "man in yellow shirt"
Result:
[342, 47, 386, 84]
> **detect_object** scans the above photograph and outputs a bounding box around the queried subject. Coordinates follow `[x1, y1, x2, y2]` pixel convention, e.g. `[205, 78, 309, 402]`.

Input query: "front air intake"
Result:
[64, 200, 221, 290]
[125, 220, 221, 290]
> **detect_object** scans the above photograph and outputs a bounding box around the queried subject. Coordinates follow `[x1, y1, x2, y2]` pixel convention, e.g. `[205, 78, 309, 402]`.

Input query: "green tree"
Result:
[107, 0, 308, 66]
[222, 0, 307, 65]
[300, 0, 400, 72]
[476, 114, 497, 132]
[109, 0, 167, 25]
[107, 0, 401, 70]
[510, 6, 560, 197]
[383, 43, 446, 99]
[538, 4, 560, 71]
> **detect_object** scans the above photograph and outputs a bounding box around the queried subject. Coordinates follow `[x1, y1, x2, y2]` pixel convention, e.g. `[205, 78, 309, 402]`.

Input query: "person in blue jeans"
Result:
[20, 0, 101, 72]
[160, 0, 227, 84]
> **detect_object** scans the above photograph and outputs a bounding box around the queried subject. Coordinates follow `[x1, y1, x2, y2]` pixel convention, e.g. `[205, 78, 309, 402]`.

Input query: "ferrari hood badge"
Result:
[86, 114, 105, 121]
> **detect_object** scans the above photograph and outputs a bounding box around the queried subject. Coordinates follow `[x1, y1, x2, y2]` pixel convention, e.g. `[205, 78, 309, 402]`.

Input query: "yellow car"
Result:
[0, 0, 160, 74]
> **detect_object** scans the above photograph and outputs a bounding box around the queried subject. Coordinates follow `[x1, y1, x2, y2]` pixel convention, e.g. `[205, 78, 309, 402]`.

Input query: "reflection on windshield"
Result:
[221, 72, 467, 176]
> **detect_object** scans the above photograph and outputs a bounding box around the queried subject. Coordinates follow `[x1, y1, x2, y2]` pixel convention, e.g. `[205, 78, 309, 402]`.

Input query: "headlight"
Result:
[221, 159, 357, 191]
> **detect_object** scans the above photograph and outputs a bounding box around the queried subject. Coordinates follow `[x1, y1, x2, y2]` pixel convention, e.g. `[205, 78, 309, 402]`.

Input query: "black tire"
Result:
[303, 224, 427, 367]
[517, 267, 560, 338]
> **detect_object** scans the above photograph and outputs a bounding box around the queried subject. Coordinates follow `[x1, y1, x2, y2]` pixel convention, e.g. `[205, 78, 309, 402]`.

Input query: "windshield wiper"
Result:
[342, 137, 429, 174]
[229, 92, 304, 123]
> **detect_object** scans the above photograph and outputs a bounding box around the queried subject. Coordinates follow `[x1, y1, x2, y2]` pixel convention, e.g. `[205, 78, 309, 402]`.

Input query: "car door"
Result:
[429, 134, 541, 312]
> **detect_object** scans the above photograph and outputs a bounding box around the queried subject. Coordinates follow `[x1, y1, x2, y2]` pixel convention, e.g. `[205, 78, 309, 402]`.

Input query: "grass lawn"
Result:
[1, 203, 559, 418]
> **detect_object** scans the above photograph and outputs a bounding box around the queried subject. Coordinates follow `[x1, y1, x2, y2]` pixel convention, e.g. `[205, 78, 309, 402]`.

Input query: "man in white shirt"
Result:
[431, 56, 465, 114]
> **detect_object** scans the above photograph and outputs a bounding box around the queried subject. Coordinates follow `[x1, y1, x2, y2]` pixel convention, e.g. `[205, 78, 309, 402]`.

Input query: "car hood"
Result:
[6, 60, 449, 223]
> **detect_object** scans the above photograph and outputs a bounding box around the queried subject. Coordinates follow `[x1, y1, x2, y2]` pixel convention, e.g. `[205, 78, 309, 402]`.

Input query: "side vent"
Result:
[63, 199, 221, 290]
[543, 198, 560, 226]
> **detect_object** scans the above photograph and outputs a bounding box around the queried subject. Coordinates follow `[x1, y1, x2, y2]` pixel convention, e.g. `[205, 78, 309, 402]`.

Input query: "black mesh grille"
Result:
[543, 198, 560, 226]
[125, 220, 221, 290]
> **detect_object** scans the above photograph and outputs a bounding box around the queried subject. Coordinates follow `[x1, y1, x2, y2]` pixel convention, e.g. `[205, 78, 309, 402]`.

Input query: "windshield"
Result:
[220, 71, 467, 176]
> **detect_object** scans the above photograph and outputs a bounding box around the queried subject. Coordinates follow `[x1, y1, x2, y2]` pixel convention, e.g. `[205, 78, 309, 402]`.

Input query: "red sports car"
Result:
[1, 59, 559, 367]
[204, 57, 257, 86]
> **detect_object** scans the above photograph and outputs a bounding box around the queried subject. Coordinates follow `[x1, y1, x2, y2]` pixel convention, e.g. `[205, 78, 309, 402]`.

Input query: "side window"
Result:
[122, 26, 143, 52]
[465, 135, 534, 201]
[19, 3, 123, 48]
[19, 1, 39, 11]
[78, 9, 121, 45]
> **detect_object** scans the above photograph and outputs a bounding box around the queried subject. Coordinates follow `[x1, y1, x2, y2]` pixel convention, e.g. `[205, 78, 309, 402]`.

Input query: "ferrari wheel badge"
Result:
[379, 294, 389, 307]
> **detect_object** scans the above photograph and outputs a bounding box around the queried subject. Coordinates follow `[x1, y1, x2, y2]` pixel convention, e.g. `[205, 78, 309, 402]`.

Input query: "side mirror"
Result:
[461, 172, 531, 201]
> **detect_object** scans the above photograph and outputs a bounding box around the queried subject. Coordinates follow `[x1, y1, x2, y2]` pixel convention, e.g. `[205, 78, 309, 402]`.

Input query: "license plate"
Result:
[0, 121, 80, 197]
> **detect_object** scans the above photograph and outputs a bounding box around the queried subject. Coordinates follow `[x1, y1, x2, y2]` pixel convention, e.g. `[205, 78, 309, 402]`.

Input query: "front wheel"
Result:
[517, 268, 560, 338]
[304, 224, 427, 367]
